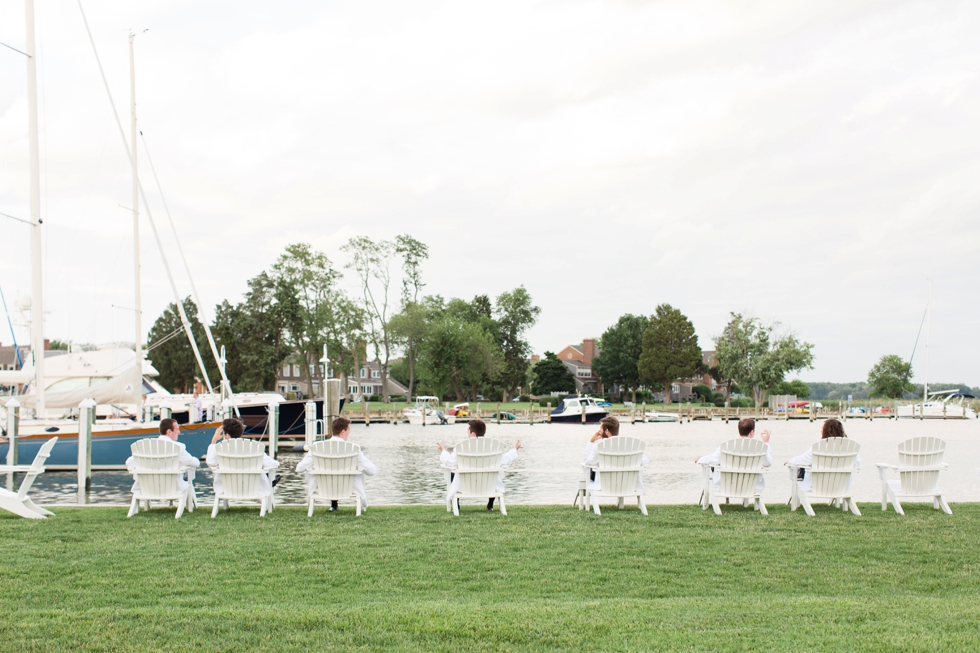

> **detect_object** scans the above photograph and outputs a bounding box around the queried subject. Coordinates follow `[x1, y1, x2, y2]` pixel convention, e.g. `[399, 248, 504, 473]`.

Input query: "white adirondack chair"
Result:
[876, 436, 951, 515]
[127, 438, 194, 519]
[701, 438, 769, 515]
[788, 437, 862, 516]
[450, 438, 507, 516]
[0, 437, 58, 519]
[585, 436, 647, 516]
[209, 439, 275, 517]
[573, 464, 590, 510]
[304, 439, 364, 516]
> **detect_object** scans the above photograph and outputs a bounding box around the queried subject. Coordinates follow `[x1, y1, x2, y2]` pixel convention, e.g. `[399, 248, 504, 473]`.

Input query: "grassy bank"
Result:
[2, 505, 979, 651]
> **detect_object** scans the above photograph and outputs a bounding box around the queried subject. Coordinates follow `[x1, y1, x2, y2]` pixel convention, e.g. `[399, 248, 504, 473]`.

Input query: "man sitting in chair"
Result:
[296, 417, 377, 511]
[582, 416, 649, 492]
[437, 419, 521, 512]
[206, 418, 280, 498]
[125, 418, 200, 493]
[695, 417, 772, 494]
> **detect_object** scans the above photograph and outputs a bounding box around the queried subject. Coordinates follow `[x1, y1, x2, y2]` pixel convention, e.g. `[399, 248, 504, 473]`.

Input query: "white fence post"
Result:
[77, 398, 96, 501]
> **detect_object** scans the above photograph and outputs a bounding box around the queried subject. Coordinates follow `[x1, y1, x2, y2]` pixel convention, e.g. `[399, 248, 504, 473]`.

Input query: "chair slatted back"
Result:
[455, 438, 504, 496]
[214, 439, 265, 499]
[17, 437, 58, 500]
[896, 437, 946, 495]
[718, 438, 767, 496]
[130, 438, 182, 498]
[809, 437, 860, 497]
[309, 439, 361, 500]
[596, 437, 645, 495]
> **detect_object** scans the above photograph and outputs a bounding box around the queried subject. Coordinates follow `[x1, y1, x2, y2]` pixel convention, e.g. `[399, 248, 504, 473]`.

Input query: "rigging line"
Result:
[904, 302, 929, 395]
[145, 326, 186, 351]
[0, 284, 23, 367]
[76, 1, 214, 394]
[139, 130, 233, 397]
[0, 41, 30, 57]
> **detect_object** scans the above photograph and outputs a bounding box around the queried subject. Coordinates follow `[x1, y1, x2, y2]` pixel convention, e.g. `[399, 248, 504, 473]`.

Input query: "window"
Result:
[319, 364, 325, 376]
[278, 384, 286, 393]
[348, 385, 358, 393]
[671, 384, 679, 393]
[360, 368, 367, 379]
[293, 365, 300, 377]
[282, 364, 290, 377]
[576, 368, 591, 377]
[290, 384, 299, 392]
[372, 370, 380, 379]
[309, 364, 316, 377]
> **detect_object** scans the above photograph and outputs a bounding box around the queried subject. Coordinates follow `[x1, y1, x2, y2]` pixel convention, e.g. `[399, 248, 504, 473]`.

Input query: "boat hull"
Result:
[0, 422, 219, 468]
[549, 411, 609, 424]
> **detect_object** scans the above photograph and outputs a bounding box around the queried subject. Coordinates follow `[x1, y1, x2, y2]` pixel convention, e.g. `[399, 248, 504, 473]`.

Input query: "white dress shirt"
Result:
[206, 442, 280, 497]
[296, 443, 377, 508]
[582, 440, 650, 492]
[441, 445, 518, 502]
[697, 439, 772, 494]
[126, 435, 200, 493]
[787, 448, 861, 493]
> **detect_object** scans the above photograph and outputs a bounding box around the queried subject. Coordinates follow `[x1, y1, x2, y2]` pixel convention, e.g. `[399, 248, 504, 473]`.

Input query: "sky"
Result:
[0, 0, 978, 384]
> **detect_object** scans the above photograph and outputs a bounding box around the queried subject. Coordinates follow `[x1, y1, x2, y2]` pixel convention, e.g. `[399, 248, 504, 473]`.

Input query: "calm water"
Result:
[11, 418, 980, 507]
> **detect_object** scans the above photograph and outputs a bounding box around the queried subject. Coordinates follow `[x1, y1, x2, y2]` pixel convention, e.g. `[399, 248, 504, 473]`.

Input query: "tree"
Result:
[325, 296, 368, 398]
[592, 314, 649, 403]
[392, 235, 429, 398]
[271, 244, 342, 398]
[211, 272, 291, 392]
[770, 379, 811, 398]
[343, 236, 397, 402]
[493, 286, 541, 401]
[147, 297, 215, 393]
[637, 304, 702, 406]
[531, 351, 576, 396]
[714, 313, 815, 407]
[868, 355, 914, 398]
[416, 298, 501, 401]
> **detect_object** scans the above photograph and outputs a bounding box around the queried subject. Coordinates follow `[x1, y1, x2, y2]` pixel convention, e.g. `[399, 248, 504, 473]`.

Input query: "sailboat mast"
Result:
[924, 281, 931, 406]
[25, 0, 45, 416]
[130, 34, 143, 409]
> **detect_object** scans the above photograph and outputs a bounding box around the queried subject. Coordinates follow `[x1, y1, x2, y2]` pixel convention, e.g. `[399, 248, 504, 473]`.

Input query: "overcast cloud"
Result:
[0, 0, 977, 384]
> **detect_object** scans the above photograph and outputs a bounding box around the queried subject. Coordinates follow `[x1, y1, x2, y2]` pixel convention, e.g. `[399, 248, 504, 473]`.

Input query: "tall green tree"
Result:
[343, 236, 397, 402]
[867, 355, 914, 398]
[770, 379, 811, 398]
[714, 313, 815, 407]
[530, 351, 576, 396]
[494, 286, 541, 401]
[592, 313, 649, 403]
[416, 297, 501, 401]
[146, 297, 215, 393]
[211, 271, 292, 392]
[392, 234, 429, 397]
[271, 244, 342, 397]
[638, 304, 702, 405]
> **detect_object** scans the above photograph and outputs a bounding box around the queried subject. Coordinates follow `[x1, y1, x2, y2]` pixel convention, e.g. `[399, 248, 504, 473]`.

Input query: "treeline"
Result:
[146, 238, 541, 402]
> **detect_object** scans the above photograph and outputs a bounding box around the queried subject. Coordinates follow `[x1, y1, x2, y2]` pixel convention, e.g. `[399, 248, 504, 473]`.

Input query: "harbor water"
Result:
[11, 418, 980, 507]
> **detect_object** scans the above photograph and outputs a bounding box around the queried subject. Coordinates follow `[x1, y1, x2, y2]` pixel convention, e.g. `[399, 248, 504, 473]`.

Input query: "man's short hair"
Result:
[222, 418, 244, 438]
[331, 417, 351, 436]
[468, 419, 487, 437]
[737, 418, 755, 437]
[159, 418, 177, 435]
[599, 415, 619, 436]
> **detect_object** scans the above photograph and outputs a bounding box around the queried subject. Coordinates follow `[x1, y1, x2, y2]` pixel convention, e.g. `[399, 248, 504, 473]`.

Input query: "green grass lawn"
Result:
[2, 504, 979, 651]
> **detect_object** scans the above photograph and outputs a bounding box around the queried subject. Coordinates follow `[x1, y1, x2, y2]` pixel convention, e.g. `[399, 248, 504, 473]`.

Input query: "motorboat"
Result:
[550, 396, 609, 423]
[896, 390, 977, 419]
[643, 411, 679, 422]
[403, 396, 451, 425]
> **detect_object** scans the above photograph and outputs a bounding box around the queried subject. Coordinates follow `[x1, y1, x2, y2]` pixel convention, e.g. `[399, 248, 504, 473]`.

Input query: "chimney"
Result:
[44, 338, 50, 350]
[583, 338, 595, 365]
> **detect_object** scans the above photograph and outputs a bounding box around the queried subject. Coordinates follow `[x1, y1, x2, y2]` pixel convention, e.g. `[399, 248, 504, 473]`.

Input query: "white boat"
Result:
[644, 411, 680, 422]
[550, 396, 609, 423]
[896, 390, 977, 419]
[403, 396, 450, 425]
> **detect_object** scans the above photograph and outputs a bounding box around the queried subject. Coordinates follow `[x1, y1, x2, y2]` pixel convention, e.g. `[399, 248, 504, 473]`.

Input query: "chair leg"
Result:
[938, 495, 952, 515]
[0, 499, 46, 519]
[881, 482, 888, 511]
[499, 495, 507, 516]
[211, 496, 220, 518]
[849, 497, 862, 516]
[307, 497, 315, 517]
[259, 496, 267, 517]
[175, 493, 186, 519]
[356, 496, 362, 517]
[757, 498, 768, 516]
[128, 496, 139, 518]
[223, 499, 230, 511]
[593, 498, 601, 516]
[887, 487, 904, 516]
[798, 492, 815, 517]
[452, 495, 460, 517]
[637, 495, 648, 516]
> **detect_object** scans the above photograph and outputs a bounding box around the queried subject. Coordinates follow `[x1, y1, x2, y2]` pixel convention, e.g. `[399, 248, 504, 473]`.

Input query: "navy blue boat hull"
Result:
[549, 412, 609, 424]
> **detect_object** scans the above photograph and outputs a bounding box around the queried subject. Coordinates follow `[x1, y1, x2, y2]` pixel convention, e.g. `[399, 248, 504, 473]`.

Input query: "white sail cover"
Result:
[16, 348, 159, 409]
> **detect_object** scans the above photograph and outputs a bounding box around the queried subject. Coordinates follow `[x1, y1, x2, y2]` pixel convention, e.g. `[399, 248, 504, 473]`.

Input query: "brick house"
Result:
[276, 358, 408, 401]
[555, 338, 602, 395]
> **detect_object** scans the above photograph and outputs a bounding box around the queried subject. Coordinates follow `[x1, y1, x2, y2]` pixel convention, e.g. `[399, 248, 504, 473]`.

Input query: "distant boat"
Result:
[896, 390, 977, 419]
[403, 396, 451, 425]
[550, 396, 608, 423]
[644, 411, 679, 422]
